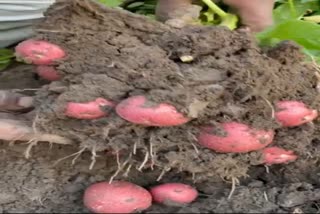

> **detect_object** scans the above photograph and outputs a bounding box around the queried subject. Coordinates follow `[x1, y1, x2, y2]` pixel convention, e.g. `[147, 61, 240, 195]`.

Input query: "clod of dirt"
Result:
[32, 0, 320, 182]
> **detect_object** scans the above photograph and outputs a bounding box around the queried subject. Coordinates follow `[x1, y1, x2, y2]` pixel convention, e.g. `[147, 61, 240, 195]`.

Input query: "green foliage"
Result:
[97, 0, 123, 7]
[0, 49, 14, 71]
[257, 0, 320, 62]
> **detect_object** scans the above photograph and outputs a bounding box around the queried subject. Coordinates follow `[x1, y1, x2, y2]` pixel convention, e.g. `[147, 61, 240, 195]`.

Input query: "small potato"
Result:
[150, 183, 198, 206]
[115, 95, 189, 127]
[65, 98, 114, 119]
[197, 122, 274, 153]
[83, 181, 152, 213]
[262, 147, 297, 165]
[15, 39, 66, 65]
[275, 101, 318, 127]
[36, 65, 61, 81]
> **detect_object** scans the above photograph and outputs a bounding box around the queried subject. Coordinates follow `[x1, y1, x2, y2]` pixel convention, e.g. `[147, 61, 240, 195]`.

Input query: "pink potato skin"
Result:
[262, 147, 298, 165]
[83, 181, 152, 214]
[275, 101, 318, 127]
[115, 95, 189, 127]
[197, 122, 274, 153]
[150, 183, 198, 205]
[15, 39, 66, 65]
[36, 65, 61, 81]
[65, 98, 114, 119]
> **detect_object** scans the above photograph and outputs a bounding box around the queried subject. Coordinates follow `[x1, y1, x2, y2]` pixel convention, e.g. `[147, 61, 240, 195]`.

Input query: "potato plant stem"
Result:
[288, 0, 297, 18]
[201, 0, 227, 18]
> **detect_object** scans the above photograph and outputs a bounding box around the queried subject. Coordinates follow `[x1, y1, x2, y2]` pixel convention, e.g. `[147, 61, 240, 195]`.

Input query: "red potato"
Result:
[150, 183, 198, 206]
[83, 181, 152, 214]
[15, 39, 66, 65]
[36, 65, 61, 81]
[65, 98, 114, 119]
[262, 147, 298, 165]
[115, 95, 190, 127]
[197, 122, 274, 153]
[275, 101, 318, 127]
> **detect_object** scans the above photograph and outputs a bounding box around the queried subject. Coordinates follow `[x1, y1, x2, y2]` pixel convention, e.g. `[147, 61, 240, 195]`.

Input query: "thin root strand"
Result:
[227, 177, 239, 200]
[24, 139, 38, 159]
[109, 154, 132, 184]
[138, 150, 149, 171]
[53, 147, 86, 166]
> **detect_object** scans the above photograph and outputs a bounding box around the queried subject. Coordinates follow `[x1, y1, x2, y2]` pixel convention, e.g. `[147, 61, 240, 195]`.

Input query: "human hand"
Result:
[223, 0, 275, 32]
[0, 90, 71, 144]
[155, 0, 275, 32]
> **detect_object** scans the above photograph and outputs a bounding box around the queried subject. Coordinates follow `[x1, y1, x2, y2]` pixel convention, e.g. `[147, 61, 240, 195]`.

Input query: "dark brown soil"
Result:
[1, 0, 320, 212]
[31, 0, 320, 181]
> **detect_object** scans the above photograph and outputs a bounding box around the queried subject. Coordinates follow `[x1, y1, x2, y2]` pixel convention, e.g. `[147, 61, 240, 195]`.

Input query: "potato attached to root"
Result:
[261, 147, 298, 165]
[83, 181, 152, 213]
[36, 65, 61, 81]
[116, 95, 190, 127]
[275, 101, 318, 127]
[150, 183, 198, 206]
[65, 98, 115, 119]
[15, 39, 66, 65]
[197, 122, 274, 153]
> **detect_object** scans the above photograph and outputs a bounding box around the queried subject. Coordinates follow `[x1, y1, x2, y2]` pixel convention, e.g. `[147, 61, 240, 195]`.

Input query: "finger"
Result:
[223, 0, 275, 32]
[0, 119, 34, 141]
[0, 90, 34, 111]
[0, 118, 72, 144]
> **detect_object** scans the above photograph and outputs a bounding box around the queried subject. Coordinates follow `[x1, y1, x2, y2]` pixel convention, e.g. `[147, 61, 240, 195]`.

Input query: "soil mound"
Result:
[33, 0, 320, 182]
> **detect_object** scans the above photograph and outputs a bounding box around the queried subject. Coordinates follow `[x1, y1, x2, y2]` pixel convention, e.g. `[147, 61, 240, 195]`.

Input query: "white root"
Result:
[264, 165, 270, 174]
[138, 151, 149, 171]
[53, 147, 86, 166]
[192, 172, 196, 183]
[227, 177, 239, 200]
[24, 138, 38, 159]
[263, 191, 269, 202]
[157, 166, 171, 181]
[261, 96, 275, 119]
[150, 143, 155, 170]
[116, 151, 121, 169]
[149, 134, 156, 170]
[191, 143, 199, 154]
[89, 146, 98, 170]
[109, 154, 132, 184]
[133, 141, 137, 155]
[123, 164, 132, 177]
[71, 148, 86, 165]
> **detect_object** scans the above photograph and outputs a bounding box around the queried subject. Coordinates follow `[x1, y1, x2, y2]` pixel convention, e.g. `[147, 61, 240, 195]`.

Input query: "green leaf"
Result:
[273, 1, 319, 24]
[0, 49, 14, 71]
[301, 0, 318, 3]
[219, 13, 239, 30]
[257, 19, 320, 50]
[97, 0, 123, 7]
[0, 49, 14, 60]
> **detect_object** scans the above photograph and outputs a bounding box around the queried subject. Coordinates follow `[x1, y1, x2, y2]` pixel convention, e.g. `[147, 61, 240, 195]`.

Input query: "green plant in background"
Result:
[97, 0, 124, 7]
[98, 0, 320, 63]
[257, 0, 320, 62]
[0, 49, 14, 71]
[200, 0, 238, 30]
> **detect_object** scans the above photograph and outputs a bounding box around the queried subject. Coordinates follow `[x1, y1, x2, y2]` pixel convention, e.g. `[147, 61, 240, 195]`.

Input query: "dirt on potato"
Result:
[30, 0, 320, 183]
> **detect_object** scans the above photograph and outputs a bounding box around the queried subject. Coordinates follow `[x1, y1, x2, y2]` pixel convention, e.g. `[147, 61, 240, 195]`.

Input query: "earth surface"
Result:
[1, 0, 320, 213]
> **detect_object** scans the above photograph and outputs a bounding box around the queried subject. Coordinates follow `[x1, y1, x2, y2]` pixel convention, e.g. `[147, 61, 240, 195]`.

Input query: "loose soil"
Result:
[1, 0, 320, 212]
